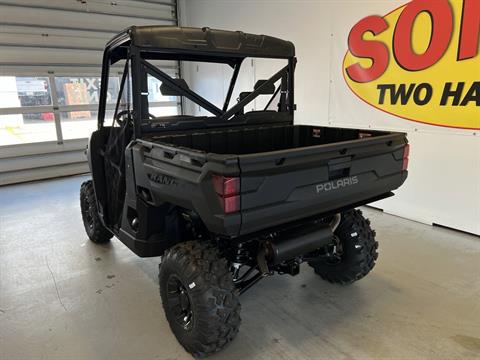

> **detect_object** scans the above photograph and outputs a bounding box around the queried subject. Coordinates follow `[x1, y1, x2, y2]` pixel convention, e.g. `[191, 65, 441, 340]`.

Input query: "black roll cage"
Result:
[98, 43, 296, 138]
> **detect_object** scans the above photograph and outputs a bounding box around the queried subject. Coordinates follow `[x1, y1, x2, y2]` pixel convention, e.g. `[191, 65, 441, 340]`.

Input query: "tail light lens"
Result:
[402, 144, 410, 171]
[212, 175, 240, 214]
[223, 195, 240, 214]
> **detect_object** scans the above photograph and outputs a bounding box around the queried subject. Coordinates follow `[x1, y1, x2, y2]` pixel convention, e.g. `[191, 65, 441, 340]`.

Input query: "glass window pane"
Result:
[60, 111, 95, 140]
[149, 106, 179, 117]
[0, 112, 56, 146]
[146, 75, 179, 118]
[55, 77, 120, 106]
[147, 75, 177, 103]
[60, 110, 114, 140]
[0, 76, 52, 108]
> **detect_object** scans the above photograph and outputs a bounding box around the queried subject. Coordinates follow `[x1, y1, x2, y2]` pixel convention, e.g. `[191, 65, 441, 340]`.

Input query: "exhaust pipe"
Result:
[266, 222, 335, 265]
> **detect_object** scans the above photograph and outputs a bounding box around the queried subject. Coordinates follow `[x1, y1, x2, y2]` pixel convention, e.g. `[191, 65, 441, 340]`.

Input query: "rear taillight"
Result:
[212, 175, 240, 214]
[223, 195, 240, 214]
[402, 144, 410, 171]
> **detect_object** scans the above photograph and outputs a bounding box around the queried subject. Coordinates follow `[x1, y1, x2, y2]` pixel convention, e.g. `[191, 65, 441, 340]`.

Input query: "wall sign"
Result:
[343, 0, 480, 130]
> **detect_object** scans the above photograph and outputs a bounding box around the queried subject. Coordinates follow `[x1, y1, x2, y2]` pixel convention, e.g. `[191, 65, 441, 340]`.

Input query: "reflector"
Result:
[223, 195, 240, 214]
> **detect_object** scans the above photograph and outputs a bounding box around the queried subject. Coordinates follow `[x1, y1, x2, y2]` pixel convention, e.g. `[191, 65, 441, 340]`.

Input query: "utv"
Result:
[80, 26, 409, 357]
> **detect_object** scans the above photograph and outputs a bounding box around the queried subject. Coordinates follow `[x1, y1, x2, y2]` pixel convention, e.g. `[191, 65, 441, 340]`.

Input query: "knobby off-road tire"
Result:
[309, 209, 378, 284]
[159, 241, 241, 358]
[80, 180, 113, 244]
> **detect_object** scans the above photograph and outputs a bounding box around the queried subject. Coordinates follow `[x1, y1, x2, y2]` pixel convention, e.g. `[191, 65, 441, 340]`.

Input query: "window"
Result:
[0, 77, 56, 146]
[143, 58, 289, 123]
[147, 75, 176, 103]
[0, 113, 57, 146]
[55, 77, 120, 106]
[0, 76, 52, 109]
[55, 77, 120, 140]
[60, 110, 116, 140]
[0, 74, 127, 146]
[146, 75, 180, 118]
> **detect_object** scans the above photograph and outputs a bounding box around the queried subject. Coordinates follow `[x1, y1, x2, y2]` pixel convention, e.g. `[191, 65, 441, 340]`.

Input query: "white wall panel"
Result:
[0, 162, 90, 185]
[373, 132, 480, 235]
[0, 0, 175, 23]
[0, 32, 107, 51]
[0, 6, 167, 33]
[0, 47, 104, 67]
[0, 1, 177, 68]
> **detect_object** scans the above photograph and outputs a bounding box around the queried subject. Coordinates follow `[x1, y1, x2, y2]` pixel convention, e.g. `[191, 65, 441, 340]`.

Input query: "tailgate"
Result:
[238, 133, 408, 235]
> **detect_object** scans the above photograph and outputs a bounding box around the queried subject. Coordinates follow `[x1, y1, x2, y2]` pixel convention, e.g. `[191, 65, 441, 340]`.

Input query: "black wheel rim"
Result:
[166, 275, 194, 331]
[82, 198, 94, 229]
[324, 236, 344, 265]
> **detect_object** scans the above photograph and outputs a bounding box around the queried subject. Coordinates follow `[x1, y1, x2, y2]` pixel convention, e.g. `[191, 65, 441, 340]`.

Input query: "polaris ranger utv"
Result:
[80, 26, 409, 357]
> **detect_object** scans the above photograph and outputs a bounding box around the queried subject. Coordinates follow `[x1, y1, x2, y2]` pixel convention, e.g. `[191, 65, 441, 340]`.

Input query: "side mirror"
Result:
[254, 80, 275, 95]
[160, 79, 189, 96]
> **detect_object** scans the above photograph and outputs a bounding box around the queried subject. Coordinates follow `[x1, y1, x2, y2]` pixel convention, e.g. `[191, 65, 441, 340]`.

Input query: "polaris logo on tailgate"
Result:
[316, 176, 359, 193]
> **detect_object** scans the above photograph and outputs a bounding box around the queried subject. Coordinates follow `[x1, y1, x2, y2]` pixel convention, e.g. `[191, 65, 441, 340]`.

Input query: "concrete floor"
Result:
[1, 175, 479, 360]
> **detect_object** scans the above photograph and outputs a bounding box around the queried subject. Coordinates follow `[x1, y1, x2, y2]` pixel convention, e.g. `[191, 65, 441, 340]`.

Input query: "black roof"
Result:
[106, 26, 295, 60]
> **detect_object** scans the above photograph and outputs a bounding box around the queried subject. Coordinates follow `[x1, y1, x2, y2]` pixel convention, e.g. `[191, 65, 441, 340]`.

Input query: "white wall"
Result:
[180, 0, 480, 235]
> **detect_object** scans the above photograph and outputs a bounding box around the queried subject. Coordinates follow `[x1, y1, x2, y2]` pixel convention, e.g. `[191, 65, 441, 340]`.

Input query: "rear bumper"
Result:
[239, 172, 407, 236]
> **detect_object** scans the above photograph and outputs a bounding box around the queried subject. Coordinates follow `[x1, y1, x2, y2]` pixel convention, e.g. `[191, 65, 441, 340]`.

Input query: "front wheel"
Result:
[308, 209, 378, 284]
[80, 180, 112, 244]
[159, 241, 241, 357]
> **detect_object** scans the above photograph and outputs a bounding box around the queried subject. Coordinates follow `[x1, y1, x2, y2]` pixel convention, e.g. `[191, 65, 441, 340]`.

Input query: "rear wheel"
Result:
[159, 241, 241, 357]
[308, 209, 378, 284]
[80, 180, 112, 244]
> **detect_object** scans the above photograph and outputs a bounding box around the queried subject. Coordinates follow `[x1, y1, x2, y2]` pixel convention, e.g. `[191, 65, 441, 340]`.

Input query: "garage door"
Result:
[0, 0, 179, 185]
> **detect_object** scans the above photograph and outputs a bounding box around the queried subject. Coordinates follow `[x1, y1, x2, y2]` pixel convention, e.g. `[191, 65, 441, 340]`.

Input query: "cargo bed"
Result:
[136, 124, 408, 236]
[147, 124, 390, 155]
